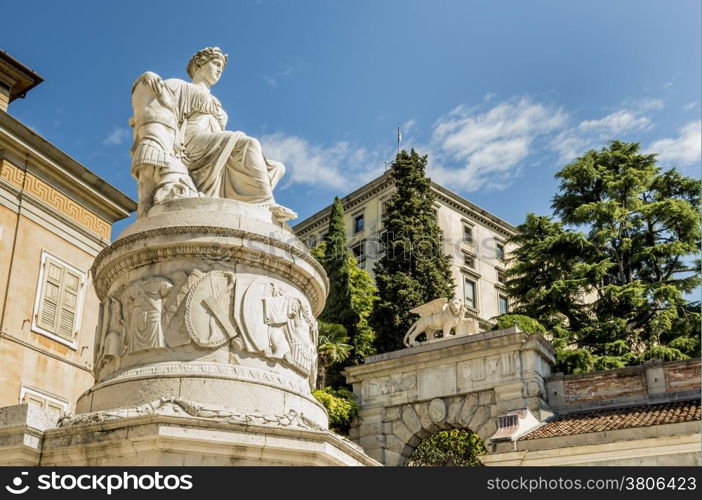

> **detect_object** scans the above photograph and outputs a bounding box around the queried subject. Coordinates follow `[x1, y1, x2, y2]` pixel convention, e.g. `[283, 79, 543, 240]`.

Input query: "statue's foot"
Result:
[270, 204, 298, 223]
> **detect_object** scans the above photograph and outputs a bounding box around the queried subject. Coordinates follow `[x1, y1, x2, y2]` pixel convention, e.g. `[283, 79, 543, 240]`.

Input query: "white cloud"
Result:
[647, 121, 701, 167]
[578, 110, 652, 135]
[684, 101, 697, 111]
[261, 133, 383, 191]
[550, 103, 658, 163]
[103, 126, 131, 145]
[428, 97, 567, 191]
[263, 75, 278, 87]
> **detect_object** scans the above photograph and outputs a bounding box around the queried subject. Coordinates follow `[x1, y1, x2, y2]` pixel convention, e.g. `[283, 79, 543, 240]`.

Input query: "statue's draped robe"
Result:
[164, 78, 284, 205]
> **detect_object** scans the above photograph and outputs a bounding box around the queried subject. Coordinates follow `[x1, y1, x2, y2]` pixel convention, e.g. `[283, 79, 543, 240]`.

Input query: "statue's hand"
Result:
[141, 71, 164, 96]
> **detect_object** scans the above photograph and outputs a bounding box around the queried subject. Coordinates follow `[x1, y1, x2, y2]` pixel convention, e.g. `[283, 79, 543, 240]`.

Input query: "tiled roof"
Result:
[520, 399, 701, 441]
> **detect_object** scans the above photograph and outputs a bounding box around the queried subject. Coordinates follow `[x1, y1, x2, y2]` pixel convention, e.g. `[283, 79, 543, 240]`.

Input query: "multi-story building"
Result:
[292, 170, 517, 330]
[0, 51, 136, 416]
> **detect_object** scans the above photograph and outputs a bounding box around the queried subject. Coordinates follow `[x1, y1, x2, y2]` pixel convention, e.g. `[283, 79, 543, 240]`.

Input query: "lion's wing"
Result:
[409, 298, 448, 317]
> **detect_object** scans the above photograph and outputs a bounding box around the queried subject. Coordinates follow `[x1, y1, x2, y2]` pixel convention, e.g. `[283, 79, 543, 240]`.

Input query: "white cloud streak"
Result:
[647, 121, 701, 167]
[103, 126, 131, 145]
[261, 133, 383, 191]
[428, 97, 568, 191]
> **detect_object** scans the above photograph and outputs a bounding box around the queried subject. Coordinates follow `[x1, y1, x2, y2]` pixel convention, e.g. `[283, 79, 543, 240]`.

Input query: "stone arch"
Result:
[380, 390, 497, 466]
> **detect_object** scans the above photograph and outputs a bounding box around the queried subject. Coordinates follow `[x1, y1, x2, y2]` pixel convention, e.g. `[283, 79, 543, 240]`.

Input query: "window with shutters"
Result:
[19, 385, 69, 419]
[31, 251, 86, 348]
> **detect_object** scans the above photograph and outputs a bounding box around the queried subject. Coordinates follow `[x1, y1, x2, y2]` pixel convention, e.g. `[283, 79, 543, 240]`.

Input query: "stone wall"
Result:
[545, 358, 701, 413]
[345, 327, 556, 465]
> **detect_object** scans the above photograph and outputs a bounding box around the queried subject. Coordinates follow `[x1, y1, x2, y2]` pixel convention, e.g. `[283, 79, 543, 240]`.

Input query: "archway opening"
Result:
[407, 428, 486, 466]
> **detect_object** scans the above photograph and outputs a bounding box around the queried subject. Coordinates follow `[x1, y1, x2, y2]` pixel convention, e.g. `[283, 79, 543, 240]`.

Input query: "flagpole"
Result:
[397, 123, 401, 156]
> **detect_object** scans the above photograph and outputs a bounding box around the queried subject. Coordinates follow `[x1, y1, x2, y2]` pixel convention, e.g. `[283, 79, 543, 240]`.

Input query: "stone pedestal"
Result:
[0, 198, 378, 466]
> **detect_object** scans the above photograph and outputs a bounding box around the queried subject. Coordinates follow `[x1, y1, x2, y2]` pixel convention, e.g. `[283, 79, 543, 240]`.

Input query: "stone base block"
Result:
[0, 404, 379, 466]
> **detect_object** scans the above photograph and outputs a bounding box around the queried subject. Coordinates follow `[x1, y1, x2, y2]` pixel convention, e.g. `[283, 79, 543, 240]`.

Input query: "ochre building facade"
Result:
[0, 51, 136, 417]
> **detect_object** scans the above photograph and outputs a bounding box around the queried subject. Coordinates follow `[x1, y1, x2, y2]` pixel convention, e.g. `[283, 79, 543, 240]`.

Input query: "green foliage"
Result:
[316, 321, 352, 389]
[506, 141, 701, 374]
[311, 197, 377, 387]
[371, 150, 456, 353]
[318, 197, 356, 330]
[491, 314, 546, 334]
[408, 429, 486, 466]
[312, 387, 359, 435]
[312, 240, 377, 367]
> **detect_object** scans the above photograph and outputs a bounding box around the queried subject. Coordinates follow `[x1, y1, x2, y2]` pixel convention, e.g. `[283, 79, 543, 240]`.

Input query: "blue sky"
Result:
[3, 0, 700, 236]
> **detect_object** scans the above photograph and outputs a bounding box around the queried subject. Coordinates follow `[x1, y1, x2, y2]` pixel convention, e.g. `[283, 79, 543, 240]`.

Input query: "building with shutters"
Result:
[0, 51, 136, 417]
[292, 170, 517, 330]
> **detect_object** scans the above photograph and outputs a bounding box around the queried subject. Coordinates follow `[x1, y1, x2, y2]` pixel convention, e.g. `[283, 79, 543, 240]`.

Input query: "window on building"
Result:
[495, 242, 505, 261]
[352, 241, 366, 269]
[497, 270, 506, 284]
[354, 214, 365, 234]
[32, 251, 86, 347]
[498, 295, 509, 315]
[464, 278, 476, 309]
[463, 224, 473, 243]
[19, 386, 69, 420]
[463, 254, 475, 269]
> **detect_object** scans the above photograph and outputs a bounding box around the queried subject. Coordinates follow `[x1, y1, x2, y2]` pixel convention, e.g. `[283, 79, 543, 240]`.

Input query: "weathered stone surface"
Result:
[457, 395, 479, 427]
[359, 434, 385, 450]
[479, 390, 495, 406]
[428, 398, 447, 424]
[384, 449, 406, 466]
[418, 364, 457, 400]
[392, 421, 420, 447]
[468, 405, 490, 432]
[385, 434, 409, 454]
[384, 406, 402, 422]
[401, 405, 422, 435]
[476, 417, 497, 444]
[446, 397, 463, 426]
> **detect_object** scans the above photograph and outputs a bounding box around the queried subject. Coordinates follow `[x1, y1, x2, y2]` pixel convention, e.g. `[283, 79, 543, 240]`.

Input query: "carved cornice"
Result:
[94, 361, 310, 396]
[0, 159, 111, 239]
[58, 396, 324, 431]
[91, 225, 329, 315]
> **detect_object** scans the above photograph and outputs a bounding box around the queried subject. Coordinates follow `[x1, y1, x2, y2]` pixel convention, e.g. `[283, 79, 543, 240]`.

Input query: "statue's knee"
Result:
[244, 136, 261, 151]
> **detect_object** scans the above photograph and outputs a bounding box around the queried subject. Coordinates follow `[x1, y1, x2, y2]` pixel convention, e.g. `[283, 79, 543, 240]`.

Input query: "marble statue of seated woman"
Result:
[129, 47, 296, 223]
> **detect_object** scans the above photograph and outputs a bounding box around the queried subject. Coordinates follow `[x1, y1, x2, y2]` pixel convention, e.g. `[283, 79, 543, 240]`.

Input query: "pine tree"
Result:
[506, 141, 701, 373]
[371, 150, 455, 353]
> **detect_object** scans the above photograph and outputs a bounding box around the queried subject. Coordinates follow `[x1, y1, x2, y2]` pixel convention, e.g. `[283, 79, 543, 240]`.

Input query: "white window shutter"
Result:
[37, 260, 63, 332]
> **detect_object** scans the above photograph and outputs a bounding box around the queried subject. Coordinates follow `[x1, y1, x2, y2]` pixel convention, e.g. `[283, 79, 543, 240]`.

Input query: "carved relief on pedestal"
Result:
[123, 277, 174, 352]
[240, 279, 317, 380]
[96, 293, 126, 369]
[95, 269, 319, 389]
[185, 270, 240, 348]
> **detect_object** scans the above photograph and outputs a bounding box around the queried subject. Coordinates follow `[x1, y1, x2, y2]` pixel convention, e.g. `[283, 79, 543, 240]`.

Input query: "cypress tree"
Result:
[319, 197, 355, 329]
[371, 149, 455, 353]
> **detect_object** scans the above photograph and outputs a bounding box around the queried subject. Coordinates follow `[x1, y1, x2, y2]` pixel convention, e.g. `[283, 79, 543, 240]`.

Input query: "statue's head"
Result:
[449, 297, 463, 315]
[187, 47, 229, 79]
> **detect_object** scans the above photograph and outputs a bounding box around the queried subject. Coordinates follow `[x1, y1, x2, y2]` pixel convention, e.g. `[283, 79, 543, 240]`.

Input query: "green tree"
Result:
[312, 244, 377, 367]
[371, 150, 455, 353]
[318, 197, 355, 330]
[408, 429, 486, 466]
[316, 321, 352, 389]
[506, 141, 701, 373]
